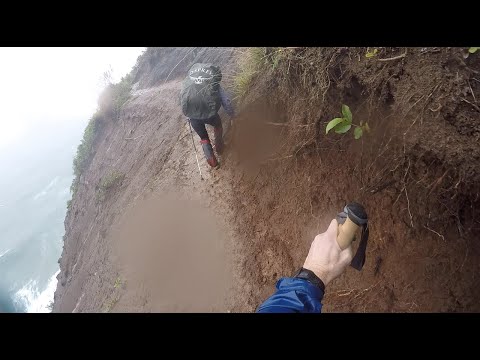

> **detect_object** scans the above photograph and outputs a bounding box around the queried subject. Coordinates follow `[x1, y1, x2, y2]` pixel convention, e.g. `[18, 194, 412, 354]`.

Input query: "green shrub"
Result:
[70, 74, 133, 197]
[365, 48, 378, 58]
[114, 277, 123, 289]
[233, 47, 268, 99]
[326, 104, 370, 140]
[99, 170, 124, 190]
[98, 74, 133, 121]
[232, 47, 294, 101]
[95, 170, 124, 202]
[103, 296, 119, 313]
[73, 115, 98, 178]
[70, 113, 102, 196]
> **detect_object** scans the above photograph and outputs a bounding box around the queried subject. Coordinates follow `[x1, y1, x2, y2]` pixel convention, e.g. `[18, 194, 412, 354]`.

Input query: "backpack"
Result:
[180, 63, 222, 120]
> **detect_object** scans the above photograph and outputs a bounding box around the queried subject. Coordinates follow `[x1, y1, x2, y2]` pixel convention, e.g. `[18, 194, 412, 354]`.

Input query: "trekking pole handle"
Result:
[336, 203, 368, 250]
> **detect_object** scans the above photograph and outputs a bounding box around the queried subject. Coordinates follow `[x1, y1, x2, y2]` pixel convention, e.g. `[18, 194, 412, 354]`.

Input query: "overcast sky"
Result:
[0, 47, 145, 150]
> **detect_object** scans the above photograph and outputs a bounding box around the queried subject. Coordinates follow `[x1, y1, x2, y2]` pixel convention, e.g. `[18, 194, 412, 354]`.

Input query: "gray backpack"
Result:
[180, 63, 222, 120]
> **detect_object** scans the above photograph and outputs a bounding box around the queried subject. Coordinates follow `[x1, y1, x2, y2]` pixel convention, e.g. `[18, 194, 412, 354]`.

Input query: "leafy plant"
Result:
[114, 277, 123, 289]
[267, 48, 285, 70]
[103, 296, 119, 313]
[69, 71, 132, 200]
[325, 104, 370, 140]
[95, 170, 124, 203]
[469, 47, 479, 54]
[365, 48, 378, 58]
[355, 120, 371, 139]
[70, 113, 103, 196]
[97, 73, 133, 121]
[233, 47, 267, 99]
[99, 170, 124, 191]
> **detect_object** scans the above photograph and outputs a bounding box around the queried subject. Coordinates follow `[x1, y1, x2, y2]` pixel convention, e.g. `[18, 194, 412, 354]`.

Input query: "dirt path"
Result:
[113, 106, 250, 312]
[55, 78, 254, 312]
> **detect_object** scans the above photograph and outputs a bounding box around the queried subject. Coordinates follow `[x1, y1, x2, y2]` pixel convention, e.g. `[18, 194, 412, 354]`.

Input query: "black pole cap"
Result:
[345, 202, 368, 226]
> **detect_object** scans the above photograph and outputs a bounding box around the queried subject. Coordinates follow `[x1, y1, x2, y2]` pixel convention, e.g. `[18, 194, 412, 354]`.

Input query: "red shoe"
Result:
[200, 139, 218, 168]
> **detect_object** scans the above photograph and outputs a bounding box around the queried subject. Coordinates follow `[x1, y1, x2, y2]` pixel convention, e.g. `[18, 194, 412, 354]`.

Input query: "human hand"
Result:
[303, 219, 353, 286]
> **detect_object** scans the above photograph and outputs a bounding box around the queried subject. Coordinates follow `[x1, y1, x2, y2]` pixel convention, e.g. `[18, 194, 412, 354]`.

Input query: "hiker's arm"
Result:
[219, 86, 235, 117]
[256, 277, 324, 313]
[257, 219, 353, 313]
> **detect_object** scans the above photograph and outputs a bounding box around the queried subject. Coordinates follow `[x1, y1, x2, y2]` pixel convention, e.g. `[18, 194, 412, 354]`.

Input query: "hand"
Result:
[303, 219, 353, 286]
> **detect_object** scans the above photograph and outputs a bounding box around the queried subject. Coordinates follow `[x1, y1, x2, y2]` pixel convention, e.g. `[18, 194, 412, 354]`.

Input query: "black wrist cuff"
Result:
[294, 268, 325, 293]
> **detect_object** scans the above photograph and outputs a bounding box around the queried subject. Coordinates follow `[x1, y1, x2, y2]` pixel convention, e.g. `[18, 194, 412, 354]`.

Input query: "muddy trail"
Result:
[54, 47, 480, 312]
[54, 76, 255, 312]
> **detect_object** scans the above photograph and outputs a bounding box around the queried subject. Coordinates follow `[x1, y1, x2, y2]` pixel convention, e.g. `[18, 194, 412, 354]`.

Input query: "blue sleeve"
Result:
[256, 277, 324, 313]
[219, 86, 235, 117]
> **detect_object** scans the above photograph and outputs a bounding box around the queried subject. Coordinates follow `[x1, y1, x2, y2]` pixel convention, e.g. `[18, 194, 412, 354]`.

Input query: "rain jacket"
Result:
[256, 277, 324, 313]
[219, 87, 235, 117]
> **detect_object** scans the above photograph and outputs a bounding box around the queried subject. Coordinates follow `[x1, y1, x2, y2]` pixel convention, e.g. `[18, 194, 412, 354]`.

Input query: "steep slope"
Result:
[224, 47, 480, 312]
[54, 48, 242, 312]
[55, 47, 480, 313]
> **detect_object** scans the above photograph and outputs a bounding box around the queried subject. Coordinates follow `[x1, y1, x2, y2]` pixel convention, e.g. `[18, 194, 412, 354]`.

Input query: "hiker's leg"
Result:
[189, 118, 209, 141]
[205, 114, 224, 153]
[200, 140, 218, 168]
[190, 119, 218, 168]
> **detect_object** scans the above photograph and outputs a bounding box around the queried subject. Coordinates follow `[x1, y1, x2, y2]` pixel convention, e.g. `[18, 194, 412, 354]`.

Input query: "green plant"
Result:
[103, 296, 119, 313]
[73, 116, 97, 179]
[469, 47, 479, 54]
[70, 113, 102, 196]
[365, 48, 378, 58]
[95, 170, 124, 202]
[66, 199, 72, 210]
[69, 73, 132, 199]
[97, 74, 133, 121]
[325, 104, 370, 140]
[111, 74, 133, 116]
[233, 47, 267, 99]
[114, 277, 123, 289]
[99, 171, 124, 191]
[265, 48, 286, 70]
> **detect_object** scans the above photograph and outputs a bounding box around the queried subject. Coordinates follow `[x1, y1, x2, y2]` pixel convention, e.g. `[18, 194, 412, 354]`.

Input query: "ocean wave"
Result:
[14, 269, 60, 313]
[33, 190, 47, 200]
[0, 248, 11, 260]
[33, 176, 60, 200]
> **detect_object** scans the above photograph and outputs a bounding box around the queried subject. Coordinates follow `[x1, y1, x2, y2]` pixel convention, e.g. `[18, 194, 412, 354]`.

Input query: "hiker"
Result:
[257, 219, 352, 313]
[181, 63, 235, 168]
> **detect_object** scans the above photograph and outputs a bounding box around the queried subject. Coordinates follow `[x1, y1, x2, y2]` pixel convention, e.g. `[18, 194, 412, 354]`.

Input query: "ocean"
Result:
[0, 119, 86, 313]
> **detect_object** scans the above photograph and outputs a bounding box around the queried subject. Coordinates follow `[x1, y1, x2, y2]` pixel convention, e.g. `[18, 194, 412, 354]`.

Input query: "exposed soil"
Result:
[54, 78, 250, 312]
[54, 47, 480, 312]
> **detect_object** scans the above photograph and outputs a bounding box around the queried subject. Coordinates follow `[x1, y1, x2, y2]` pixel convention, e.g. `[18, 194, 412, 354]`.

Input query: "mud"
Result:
[54, 47, 480, 313]
[226, 47, 480, 312]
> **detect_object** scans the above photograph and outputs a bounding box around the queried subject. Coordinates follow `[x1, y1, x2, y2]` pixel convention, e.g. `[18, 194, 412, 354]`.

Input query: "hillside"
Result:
[54, 47, 480, 312]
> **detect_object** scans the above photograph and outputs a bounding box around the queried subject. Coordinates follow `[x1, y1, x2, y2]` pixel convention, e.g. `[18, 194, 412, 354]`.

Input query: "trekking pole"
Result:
[188, 120, 204, 180]
[336, 202, 369, 271]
